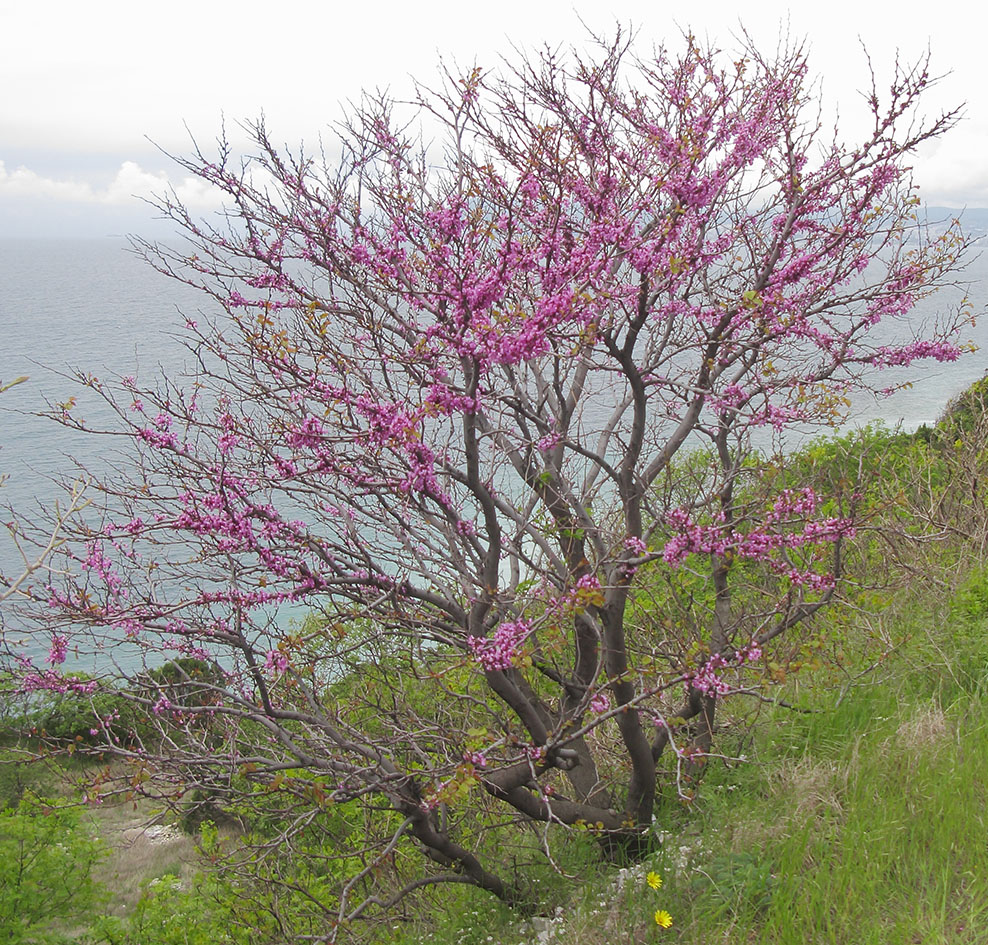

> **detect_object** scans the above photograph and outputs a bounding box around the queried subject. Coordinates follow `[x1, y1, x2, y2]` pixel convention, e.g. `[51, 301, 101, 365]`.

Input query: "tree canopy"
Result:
[2, 29, 973, 938]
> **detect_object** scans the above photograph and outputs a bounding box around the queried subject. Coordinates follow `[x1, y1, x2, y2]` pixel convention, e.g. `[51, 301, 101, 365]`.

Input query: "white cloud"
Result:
[912, 127, 988, 207]
[0, 162, 94, 202]
[0, 161, 225, 210]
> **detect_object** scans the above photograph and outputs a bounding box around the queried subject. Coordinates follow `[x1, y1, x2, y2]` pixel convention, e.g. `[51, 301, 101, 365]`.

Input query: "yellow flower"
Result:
[654, 909, 673, 929]
[646, 871, 663, 890]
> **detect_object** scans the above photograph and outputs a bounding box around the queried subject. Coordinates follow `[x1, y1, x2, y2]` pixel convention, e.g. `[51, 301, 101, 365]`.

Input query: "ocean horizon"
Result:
[2, 229, 987, 662]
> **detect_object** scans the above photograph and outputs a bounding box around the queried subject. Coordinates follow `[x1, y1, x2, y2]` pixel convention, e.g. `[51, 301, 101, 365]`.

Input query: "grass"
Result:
[387, 594, 988, 945]
[663, 684, 986, 943]
[9, 450, 988, 944]
[7, 613, 986, 945]
[661, 690, 988, 945]
[87, 797, 200, 917]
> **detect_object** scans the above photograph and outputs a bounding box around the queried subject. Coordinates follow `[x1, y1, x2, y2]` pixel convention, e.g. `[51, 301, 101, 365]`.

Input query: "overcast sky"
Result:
[2, 0, 987, 237]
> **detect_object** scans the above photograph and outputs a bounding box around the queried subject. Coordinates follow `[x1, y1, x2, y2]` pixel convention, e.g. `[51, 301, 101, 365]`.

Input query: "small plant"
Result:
[645, 871, 674, 933]
[690, 851, 777, 917]
[0, 794, 106, 943]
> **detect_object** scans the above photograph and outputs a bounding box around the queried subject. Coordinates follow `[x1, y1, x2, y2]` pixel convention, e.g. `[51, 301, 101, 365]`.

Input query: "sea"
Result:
[1, 234, 987, 661]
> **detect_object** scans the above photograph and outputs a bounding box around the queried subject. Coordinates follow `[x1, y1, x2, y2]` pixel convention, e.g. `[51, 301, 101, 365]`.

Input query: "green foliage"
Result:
[0, 669, 144, 748]
[16, 391, 988, 944]
[688, 851, 777, 918]
[89, 873, 246, 945]
[952, 562, 988, 622]
[144, 657, 224, 698]
[760, 696, 988, 943]
[631, 581, 988, 945]
[935, 374, 988, 438]
[89, 876, 240, 945]
[0, 794, 105, 944]
[2, 659, 226, 753]
[0, 749, 47, 810]
[27, 685, 140, 745]
[383, 886, 516, 945]
[88, 824, 314, 945]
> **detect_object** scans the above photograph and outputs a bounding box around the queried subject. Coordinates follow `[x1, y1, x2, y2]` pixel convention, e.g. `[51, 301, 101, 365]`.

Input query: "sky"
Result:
[1, 0, 987, 237]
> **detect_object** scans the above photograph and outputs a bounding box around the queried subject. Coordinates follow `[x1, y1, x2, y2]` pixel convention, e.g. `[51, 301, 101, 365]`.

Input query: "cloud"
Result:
[0, 160, 225, 210]
[912, 128, 988, 208]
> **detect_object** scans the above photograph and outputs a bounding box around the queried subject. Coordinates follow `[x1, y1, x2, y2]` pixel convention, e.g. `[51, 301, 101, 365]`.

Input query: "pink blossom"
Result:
[137, 427, 180, 451]
[691, 653, 731, 698]
[589, 692, 611, 714]
[873, 339, 962, 367]
[20, 671, 98, 695]
[152, 696, 173, 715]
[265, 649, 289, 675]
[468, 619, 531, 671]
[427, 383, 478, 415]
[47, 633, 68, 666]
[624, 536, 648, 555]
[289, 416, 324, 449]
[742, 643, 762, 663]
[537, 432, 561, 452]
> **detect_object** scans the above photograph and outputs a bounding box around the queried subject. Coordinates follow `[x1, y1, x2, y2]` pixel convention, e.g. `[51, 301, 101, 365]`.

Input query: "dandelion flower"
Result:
[646, 871, 663, 890]
[654, 909, 673, 929]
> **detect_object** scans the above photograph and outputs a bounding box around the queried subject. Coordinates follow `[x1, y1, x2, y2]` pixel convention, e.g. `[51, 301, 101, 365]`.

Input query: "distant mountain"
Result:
[923, 206, 988, 241]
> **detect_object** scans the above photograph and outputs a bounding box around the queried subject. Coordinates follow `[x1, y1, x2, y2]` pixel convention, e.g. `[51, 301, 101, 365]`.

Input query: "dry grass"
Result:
[769, 757, 844, 821]
[85, 795, 200, 916]
[29, 759, 204, 916]
[895, 701, 948, 752]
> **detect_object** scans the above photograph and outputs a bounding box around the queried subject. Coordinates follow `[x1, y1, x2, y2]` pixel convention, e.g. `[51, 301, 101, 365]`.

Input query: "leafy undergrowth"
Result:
[8, 417, 988, 943]
[388, 597, 988, 945]
[4, 599, 988, 945]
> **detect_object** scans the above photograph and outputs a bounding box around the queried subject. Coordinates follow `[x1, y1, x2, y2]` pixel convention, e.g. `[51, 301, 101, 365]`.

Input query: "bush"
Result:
[0, 794, 105, 943]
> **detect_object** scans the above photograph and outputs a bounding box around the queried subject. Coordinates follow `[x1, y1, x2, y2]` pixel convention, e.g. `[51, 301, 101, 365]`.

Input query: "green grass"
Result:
[386, 593, 988, 945]
[10, 607, 987, 945]
[12, 417, 988, 945]
[657, 691, 988, 945]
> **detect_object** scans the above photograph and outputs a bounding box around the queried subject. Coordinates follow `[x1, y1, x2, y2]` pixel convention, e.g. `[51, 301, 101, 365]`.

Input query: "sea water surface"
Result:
[1, 236, 987, 658]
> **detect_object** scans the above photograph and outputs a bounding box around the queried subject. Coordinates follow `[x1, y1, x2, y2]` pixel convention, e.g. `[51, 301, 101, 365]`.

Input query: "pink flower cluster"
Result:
[467, 619, 531, 671]
[265, 648, 289, 675]
[692, 653, 732, 697]
[152, 695, 173, 715]
[690, 642, 763, 699]
[20, 671, 98, 695]
[426, 383, 479, 415]
[768, 487, 819, 521]
[81, 542, 126, 600]
[288, 416, 324, 449]
[137, 427, 180, 451]
[624, 535, 648, 555]
[662, 502, 855, 570]
[217, 413, 240, 455]
[873, 339, 962, 368]
[589, 691, 611, 714]
[47, 633, 69, 666]
[574, 574, 601, 592]
[537, 431, 561, 452]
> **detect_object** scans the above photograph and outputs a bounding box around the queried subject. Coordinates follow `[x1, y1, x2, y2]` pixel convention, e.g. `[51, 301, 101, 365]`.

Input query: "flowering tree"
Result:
[4, 30, 972, 932]
[1, 375, 89, 611]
